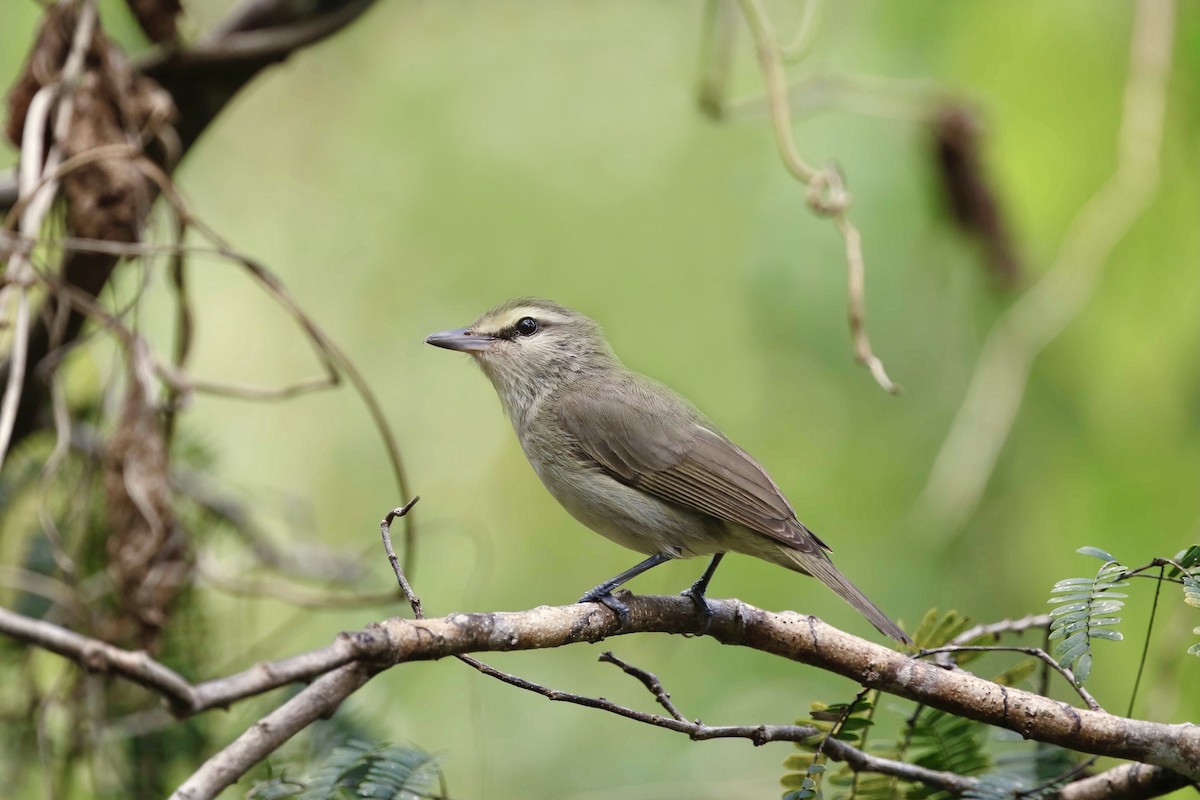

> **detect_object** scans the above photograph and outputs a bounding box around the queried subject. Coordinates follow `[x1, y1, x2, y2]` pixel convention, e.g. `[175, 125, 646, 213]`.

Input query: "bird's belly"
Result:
[531, 459, 724, 558]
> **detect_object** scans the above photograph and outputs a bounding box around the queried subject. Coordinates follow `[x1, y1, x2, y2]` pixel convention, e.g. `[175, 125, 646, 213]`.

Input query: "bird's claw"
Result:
[578, 590, 630, 625]
[680, 584, 716, 631]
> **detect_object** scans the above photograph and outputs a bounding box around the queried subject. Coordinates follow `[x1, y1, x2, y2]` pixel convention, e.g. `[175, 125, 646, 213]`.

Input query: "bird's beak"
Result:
[425, 327, 498, 353]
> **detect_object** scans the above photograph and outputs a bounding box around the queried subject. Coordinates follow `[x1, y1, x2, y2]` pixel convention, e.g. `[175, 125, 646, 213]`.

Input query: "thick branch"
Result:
[168, 662, 376, 800]
[1058, 762, 1194, 800]
[0, 604, 390, 715]
[359, 598, 1200, 781]
[0, 605, 194, 709]
[5, 595, 1198, 785]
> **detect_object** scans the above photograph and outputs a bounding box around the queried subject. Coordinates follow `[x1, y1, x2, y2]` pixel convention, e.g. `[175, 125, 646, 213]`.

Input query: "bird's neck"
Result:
[484, 353, 620, 433]
[494, 372, 553, 433]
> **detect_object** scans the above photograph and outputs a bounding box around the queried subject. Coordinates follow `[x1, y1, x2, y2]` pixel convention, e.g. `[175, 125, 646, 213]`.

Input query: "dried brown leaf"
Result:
[105, 373, 191, 650]
[933, 105, 1021, 289]
[126, 0, 184, 45]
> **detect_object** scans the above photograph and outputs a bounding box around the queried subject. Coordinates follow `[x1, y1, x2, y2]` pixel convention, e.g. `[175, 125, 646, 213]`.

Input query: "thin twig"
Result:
[778, 0, 821, 62]
[949, 613, 1052, 646]
[598, 650, 686, 721]
[916, 644, 1103, 712]
[734, 0, 900, 393]
[0, 0, 100, 471]
[1126, 564, 1163, 718]
[380, 498, 422, 618]
[466, 648, 977, 794]
[5, 164, 420, 574]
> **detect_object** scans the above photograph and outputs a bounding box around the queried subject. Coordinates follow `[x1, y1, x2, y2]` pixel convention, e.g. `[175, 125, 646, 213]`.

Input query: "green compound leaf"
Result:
[1046, 551, 1127, 684]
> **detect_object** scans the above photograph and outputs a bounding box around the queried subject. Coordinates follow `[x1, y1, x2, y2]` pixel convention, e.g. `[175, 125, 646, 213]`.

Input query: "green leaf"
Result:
[1047, 551, 1127, 684]
[1056, 640, 1089, 669]
[992, 658, 1038, 687]
[1049, 618, 1089, 636]
[1087, 600, 1126, 613]
[293, 741, 443, 800]
[1049, 601, 1090, 617]
[782, 754, 815, 772]
[1047, 592, 1092, 603]
[1178, 545, 1200, 569]
[1076, 546, 1117, 562]
[838, 717, 874, 731]
[912, 608, 974, 650]
[1052, 577, 1099, 588]
[1183, 575, 1200, 608]
[1072, 653, 1093, 683]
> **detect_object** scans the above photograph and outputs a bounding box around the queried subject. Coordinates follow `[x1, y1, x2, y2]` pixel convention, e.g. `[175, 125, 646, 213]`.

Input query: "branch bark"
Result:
[4, 595, 1198, 793]
[1057, 762, 1194, 800]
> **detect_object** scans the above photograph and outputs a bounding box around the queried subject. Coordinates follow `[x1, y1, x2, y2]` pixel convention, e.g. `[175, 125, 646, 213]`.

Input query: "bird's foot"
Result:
[680, 582, 716, 631]
[578, 589, 630, 625]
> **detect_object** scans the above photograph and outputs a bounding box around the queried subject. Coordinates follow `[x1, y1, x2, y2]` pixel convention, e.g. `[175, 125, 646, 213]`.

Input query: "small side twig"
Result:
[949, 613, 1052, 646]
[916, 644, 1103, 712]
[380, 497, 422, 618]
[598, 650, 686, 721]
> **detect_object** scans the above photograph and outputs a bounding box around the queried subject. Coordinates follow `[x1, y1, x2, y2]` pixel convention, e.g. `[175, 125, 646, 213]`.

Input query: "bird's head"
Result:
[425, 298, 618, 418]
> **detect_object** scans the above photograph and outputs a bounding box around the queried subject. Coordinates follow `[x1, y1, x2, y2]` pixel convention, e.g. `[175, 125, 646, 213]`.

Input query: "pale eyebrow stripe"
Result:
[493, 308, 569, 330]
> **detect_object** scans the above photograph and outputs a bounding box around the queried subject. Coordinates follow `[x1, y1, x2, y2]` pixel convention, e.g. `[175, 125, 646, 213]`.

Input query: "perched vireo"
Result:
[426, 298, 909, 643]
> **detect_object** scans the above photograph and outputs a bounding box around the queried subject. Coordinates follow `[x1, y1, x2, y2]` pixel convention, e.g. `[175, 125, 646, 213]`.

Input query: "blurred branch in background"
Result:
[698, 0, 1027, 399]
[0, 0, 415, 577]
[699, 0, 905, 393]
[922, 0, 1176, 531]
[699, 0, 1012, 396]
[0, 0, 423, 795]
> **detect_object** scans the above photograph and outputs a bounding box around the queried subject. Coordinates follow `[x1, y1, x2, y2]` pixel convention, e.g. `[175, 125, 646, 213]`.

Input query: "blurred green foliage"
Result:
[2, 1, 1200, 798]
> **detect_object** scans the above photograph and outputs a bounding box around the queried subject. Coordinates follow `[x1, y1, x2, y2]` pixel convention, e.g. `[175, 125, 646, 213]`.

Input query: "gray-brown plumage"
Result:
[426, 298, 910, 643]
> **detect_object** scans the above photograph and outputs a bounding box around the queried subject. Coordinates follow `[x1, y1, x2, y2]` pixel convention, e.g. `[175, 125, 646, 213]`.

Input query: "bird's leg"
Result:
[680, 553, 725, 623]
[579, 552, 673, 624]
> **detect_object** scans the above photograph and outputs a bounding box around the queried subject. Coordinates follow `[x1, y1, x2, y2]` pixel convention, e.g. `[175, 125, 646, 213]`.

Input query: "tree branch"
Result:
[1058, 762, 1194, 800]
[4, 595, 1198, 787]
[168, 662, 377, 800]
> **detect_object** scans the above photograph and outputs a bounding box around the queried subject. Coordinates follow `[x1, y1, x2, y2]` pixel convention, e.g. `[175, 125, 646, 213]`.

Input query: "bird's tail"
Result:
[775, 545, 912, 645]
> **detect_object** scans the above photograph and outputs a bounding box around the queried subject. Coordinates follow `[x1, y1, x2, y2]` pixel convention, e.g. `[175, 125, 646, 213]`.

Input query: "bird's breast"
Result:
[519, 434, 727, 558]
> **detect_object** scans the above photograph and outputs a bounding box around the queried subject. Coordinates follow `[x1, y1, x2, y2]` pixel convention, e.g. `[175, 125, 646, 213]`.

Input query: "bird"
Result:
[425, 297, 910, 643]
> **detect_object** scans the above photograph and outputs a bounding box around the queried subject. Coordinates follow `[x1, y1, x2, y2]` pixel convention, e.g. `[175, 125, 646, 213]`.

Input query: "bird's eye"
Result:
[514, 317, 539, 337]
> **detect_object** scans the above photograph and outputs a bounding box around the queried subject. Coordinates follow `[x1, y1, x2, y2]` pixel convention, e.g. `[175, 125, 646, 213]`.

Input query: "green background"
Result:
[2, 1, 1199, 797]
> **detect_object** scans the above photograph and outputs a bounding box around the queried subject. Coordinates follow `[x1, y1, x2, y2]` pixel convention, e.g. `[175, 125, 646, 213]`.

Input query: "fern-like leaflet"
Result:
[1047, 547, 1128, 683]
[250, 740, 444, 800]
[1179, 545, 1200, 656]
[906, 710, 991, 799]
[781, 692, 877, 799]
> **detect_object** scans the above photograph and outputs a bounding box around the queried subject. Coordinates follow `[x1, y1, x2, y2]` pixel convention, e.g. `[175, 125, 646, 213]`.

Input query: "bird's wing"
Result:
[552, 378, 828, 553]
